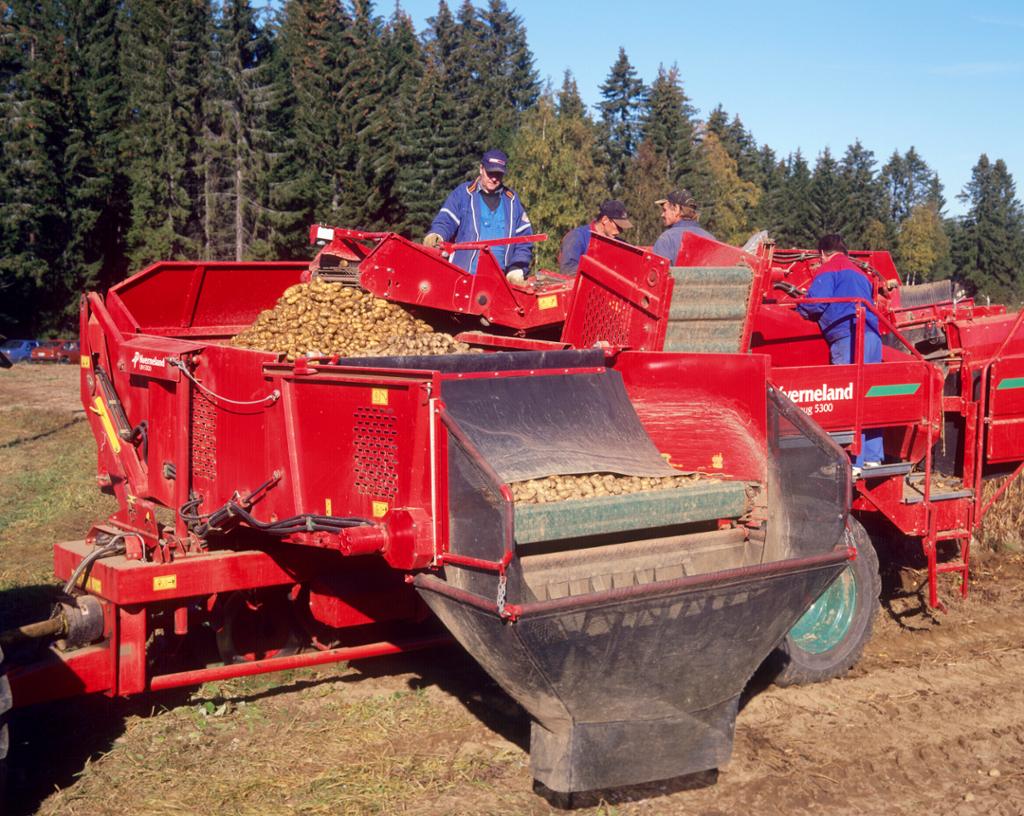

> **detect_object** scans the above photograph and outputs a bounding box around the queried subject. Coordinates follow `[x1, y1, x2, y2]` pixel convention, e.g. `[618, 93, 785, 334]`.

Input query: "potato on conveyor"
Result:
[509, 472, 712, 504]
[231, 279, 475, 359]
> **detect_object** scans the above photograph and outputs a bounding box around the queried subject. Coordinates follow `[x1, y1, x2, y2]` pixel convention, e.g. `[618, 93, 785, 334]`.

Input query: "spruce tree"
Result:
[598, 47, 646, 195]
[751, 146, 788, 238]
[477, 0, 539, 148]
[808, 147, 846, 237]
[64, 0, 131, 295]
[394, 61, 463, 237]
[121, 0, 216, 265]
[641, 64, 698, 191]
[955, 154, 1024, 297]
[0, 0, 72, 333]
[692, 130, 759, 245]
[508, 90, 605, 270]
[557, 70, 585, 120]
[839, 140, 885, 249]
[622, 140, 671, 246]
[881, 146, 935, 224]
[779, 150, 816, 247]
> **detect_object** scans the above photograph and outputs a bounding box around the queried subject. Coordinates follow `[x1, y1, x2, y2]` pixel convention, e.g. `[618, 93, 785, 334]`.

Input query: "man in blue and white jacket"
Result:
[424, 149, 533, 279]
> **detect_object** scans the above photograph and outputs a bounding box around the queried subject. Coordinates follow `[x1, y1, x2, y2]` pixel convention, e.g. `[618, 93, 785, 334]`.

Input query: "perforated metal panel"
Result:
[580, 286, 630, 347]
[190, 394, 218, 481]
[352, 406, 399, 498]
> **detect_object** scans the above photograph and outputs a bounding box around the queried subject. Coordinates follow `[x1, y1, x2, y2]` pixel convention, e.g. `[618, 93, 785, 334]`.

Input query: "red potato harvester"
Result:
[556, 228, 1024, 685]
[0, 229, 857, 796]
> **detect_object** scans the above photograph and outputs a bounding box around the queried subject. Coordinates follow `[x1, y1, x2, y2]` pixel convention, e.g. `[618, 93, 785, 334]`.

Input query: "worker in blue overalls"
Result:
[424, 149, 533, 281]
[798, 233, 884, 476]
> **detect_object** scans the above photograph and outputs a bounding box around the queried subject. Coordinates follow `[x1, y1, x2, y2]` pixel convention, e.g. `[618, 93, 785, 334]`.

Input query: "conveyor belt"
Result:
[664, 265, 753, 353]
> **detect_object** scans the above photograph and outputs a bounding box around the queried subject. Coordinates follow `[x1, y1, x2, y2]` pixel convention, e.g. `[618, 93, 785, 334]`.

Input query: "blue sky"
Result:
[394, 0, 1024, 216]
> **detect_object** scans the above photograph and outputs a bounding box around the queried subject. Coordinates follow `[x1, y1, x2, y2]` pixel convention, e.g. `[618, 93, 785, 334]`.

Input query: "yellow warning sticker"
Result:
[711, 453, 724, 469]
[537, 295, 559, 310]
[86, 576, 102, 594]
[153, 575, 177, 591]
[372, 501, 389, 518]
[80, 355, 91, 369]
[372, 388, 389, 405]
[325, 498, 333, 515]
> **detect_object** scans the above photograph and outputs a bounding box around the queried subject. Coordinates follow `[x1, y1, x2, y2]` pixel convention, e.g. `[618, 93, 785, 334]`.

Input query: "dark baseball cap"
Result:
[598, 199, 633, 229]
[481, 149, 508, 174]
[655, 189, 697, 208]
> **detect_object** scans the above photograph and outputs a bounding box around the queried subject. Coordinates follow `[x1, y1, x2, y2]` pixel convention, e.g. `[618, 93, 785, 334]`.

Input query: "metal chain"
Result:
[496, 572, 507, 618]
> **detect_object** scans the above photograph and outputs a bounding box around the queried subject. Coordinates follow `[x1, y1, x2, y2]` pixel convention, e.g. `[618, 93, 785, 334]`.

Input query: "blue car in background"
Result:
[0, 338, 40, 363]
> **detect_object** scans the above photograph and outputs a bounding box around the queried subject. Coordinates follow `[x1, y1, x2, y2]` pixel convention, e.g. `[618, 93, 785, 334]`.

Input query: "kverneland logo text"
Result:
[131, 351, 166, 370]
[779, 382, 853, 403]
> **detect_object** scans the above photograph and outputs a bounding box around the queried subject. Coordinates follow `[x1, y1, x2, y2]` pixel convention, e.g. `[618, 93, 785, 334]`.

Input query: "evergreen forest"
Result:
[2, 0, 1023, 335]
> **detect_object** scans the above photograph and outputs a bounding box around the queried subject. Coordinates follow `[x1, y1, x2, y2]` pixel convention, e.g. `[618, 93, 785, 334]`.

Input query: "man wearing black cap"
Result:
[424, 149, 533, 279]
[651, 189, 716, 263]
[558, 200, 633, 275]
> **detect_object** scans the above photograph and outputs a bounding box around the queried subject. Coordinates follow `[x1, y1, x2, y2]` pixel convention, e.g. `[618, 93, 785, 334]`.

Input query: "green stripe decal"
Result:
[997, 377, 1024, 390]
[865, 383, 920, 397]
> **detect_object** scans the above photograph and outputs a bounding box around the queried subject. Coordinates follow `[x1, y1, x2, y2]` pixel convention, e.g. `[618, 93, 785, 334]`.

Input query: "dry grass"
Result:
[976, 475, 1024, 552]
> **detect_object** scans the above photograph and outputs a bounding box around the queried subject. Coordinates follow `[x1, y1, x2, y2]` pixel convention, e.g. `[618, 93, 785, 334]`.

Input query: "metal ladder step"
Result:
[903, 487, 974, 505]
[856, 462, 913, 480]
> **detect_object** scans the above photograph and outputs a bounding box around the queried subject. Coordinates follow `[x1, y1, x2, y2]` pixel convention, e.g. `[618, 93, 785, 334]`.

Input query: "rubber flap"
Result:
[440, 370, 680, 482]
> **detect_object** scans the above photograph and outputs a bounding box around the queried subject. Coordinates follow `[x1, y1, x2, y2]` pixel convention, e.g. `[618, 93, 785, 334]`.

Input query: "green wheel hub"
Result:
[788, 564, 857, 654]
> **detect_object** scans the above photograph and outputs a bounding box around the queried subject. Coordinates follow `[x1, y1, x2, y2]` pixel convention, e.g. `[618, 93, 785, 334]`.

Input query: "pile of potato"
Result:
[510, 472, 708, 504]
[232, 279, 473, 359]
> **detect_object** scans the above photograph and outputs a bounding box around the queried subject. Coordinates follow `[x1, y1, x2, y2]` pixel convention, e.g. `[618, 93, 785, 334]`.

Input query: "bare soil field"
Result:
[3, 364, 1024, 815]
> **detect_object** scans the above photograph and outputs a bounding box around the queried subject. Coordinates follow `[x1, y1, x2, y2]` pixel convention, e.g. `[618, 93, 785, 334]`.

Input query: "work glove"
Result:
[423, 233, 443, 249]
[505, 266, 529, 285]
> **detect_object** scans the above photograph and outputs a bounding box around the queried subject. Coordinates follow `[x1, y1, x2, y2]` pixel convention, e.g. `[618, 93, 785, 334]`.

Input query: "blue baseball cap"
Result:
[481, 149, 508, 174]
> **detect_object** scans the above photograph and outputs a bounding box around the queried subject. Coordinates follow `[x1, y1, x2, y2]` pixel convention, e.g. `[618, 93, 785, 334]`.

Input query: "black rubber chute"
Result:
[440, 370, 679, 483]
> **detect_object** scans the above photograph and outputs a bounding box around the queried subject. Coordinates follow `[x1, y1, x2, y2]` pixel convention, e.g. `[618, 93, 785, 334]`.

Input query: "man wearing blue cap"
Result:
[558, 200, 634, 275]
[424, 149, 533, 279]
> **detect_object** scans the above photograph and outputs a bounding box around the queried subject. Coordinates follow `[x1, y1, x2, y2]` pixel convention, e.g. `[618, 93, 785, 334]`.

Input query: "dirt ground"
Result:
[3, 364, 1024, 816]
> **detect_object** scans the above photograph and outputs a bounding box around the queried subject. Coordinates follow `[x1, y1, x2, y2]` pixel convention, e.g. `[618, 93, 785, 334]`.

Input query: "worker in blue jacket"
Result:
[558, 200, 634, 275]
[424, 149, 533, 279]
[797, 233, 884, 473]
[651, 189, 716, 262]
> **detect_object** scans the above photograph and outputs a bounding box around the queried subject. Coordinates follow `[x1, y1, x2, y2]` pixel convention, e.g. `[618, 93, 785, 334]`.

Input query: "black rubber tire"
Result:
[0, 644, 10, 795]
[769, 518, 881, 687]
[216, 590, 302, 665]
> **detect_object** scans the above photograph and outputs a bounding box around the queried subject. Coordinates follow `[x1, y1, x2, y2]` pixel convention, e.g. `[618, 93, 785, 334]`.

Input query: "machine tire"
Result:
[769, 518, 881, 687]
[216, 589, 302, 665]
[0, 644, 10, 795]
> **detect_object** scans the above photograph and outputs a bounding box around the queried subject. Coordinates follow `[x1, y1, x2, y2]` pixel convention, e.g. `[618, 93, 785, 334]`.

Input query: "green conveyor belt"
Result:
[664, 265, 753, 353]
[513, 480, 748, 544]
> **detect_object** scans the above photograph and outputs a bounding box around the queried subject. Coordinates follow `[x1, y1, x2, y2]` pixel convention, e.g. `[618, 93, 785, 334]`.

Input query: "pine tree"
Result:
[599, 47, 646, 195]
[0, 0, 73, 333]
[641, 64, 697, 191]
[477, 0, 539, 148]
[839, 140, 885, 249]
[63, 0, 131, 295]
[557, 70, 585, 120]
[373, 9, 424, 229]
[897, 203, 951, 284]
[508, 90, 605, 270]
[751, 146, 788, 238]
[394, 61, 464, 237]
[206, 0, 277, 260]
[955, 154, 1024, 297]
[121, 0, 216, 265]
[622, 141, 671, 245]
[881, 146, 936, 224]
[692, 130, 760, 245]
[808, 147, 846, 238]
[779, 150, 816, 247]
